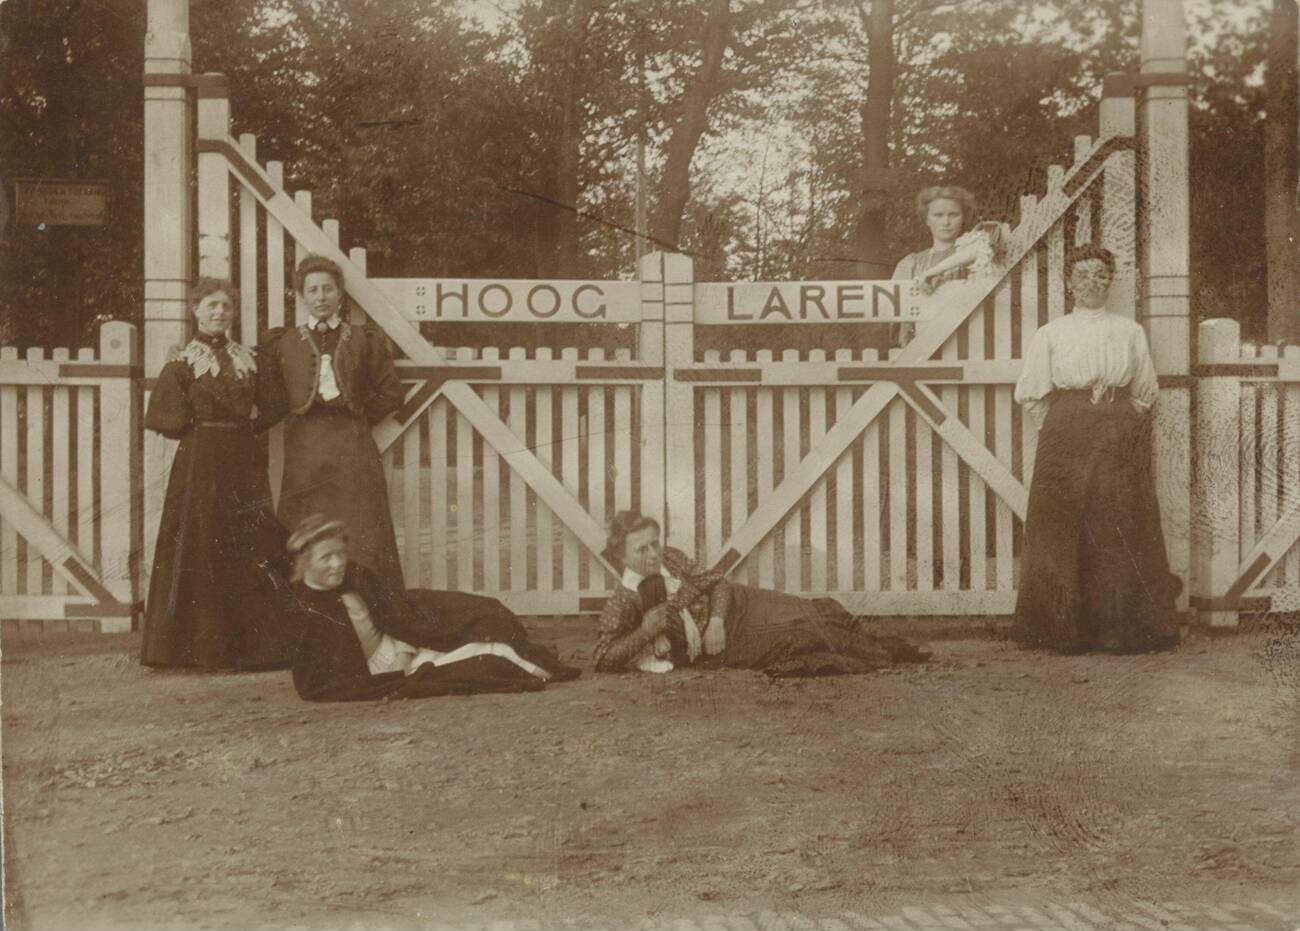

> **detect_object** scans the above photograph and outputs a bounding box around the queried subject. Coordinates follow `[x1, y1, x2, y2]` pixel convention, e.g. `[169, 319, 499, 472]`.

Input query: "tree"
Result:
[1265, 0, 1300, 343]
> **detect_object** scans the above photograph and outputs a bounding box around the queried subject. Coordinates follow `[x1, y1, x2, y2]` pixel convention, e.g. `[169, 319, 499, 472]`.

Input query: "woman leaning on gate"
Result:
[141, 277, 292, 670]
[258, 254, 407, 591]
[1011, 245, 1181, 655]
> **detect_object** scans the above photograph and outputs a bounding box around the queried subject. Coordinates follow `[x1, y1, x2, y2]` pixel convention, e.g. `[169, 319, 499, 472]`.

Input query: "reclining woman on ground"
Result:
[592, 511, 930, 676]
[284, 514, 580, 702]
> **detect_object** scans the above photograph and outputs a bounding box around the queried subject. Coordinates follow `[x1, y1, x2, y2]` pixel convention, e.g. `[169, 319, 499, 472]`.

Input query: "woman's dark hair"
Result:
[602, 510, 660, 569]
[1065, 245, 1116, 278]
[188, 277, 236, 314]
[915, 185, 976, 232]
[293, 254, 344, 295]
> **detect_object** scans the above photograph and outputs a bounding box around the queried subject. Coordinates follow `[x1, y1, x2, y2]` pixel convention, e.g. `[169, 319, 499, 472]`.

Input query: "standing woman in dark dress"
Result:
[260, 255, 406, 588]
[141, 278, 291, 670]
[1011, 246, 1181, 654]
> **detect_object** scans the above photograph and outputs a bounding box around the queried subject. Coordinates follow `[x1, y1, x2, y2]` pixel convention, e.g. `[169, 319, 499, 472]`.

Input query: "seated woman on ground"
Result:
[592, 511, 930, 676]
[285, 514, 580, 702]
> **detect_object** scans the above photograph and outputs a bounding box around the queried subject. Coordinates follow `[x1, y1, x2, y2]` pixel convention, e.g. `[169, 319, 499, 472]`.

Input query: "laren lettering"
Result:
[726, 286, 752, 321]
[478, 283, 512, 318]
[759, 287, 793, 321]
[436, 282, 469, 318]
[573, 284, 607, 319]
[800, 285, 830, 320]
[527, 284, 562, 318]
[872, 284, 901, 318]
[836, 285, 864, 319]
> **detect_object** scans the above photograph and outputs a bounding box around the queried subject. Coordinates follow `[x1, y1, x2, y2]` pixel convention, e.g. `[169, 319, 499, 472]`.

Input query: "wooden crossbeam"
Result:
[709, 145, 1119, 573]
[901, 383, 1029, 519]
[1226, 498, 1300, 602]
[0, 476, 128, 612]
[220, 141, 616, 573]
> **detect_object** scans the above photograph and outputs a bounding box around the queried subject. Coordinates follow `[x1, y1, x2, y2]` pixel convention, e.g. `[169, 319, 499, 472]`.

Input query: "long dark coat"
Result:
[287, 562, 579, 702]
[141, 334, 292, 670]
[260, 321, 406, 588]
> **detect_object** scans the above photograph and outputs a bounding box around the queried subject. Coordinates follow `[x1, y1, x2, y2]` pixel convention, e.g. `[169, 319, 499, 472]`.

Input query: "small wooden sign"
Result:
[12, 178, 110, 227]
[695, 281, 925, 324]
[374, 278, 642, 324]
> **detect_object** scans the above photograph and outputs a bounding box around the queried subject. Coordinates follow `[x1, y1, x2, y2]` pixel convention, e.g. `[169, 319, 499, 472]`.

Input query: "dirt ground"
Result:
[3, 616, 1299, 931]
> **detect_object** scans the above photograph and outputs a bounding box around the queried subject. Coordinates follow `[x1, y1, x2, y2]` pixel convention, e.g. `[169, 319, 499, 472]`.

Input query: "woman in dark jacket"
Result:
[260, 255, 406, 588]
[141, 278, 291, 670]
[285, 515, 580, 702]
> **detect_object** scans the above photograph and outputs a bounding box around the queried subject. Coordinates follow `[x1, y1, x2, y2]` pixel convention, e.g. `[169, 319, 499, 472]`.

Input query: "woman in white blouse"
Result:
[1011, 246, 1180, 654]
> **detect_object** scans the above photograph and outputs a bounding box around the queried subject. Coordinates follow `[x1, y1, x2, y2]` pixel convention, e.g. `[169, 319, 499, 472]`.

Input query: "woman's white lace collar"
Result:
[179, 337, 257, 380]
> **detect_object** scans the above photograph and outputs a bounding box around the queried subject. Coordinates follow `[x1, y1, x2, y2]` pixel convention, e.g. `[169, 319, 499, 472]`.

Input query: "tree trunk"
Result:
[546, 0, 594, 278]
[1266, 0, 1300, 343]
[851, 0, 896, 280]
[648, 0, 731, 251]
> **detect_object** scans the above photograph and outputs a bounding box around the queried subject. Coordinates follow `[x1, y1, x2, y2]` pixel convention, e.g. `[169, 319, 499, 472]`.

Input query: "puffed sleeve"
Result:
[1014, 327, 1053, 429]
[1129, 325, 1159, 413]
[144, 361, 194, 440]
[252, 344, 289, 432]
[362, 327, 406, 424]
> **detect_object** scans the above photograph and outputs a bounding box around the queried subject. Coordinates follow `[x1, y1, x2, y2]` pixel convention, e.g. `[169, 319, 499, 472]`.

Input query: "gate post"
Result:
[196, 74, 232, 279]
[1138, 0, 1192, 613]
[1099, 75, 1137, 321]
[638, 253, 666, 530]
[1194, 319, 1241, 628]
[143, 0, 192, 591]
[99, 322, 141, 632]
[661, 254, 696, 556]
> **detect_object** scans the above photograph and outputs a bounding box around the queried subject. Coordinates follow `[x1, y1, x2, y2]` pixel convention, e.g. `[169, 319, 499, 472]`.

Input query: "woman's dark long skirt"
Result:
[1012, 392, 1181, 654]
[723, 586, 929, 675]
[142, 424, 291, 670]
[277, 409, 404, 589]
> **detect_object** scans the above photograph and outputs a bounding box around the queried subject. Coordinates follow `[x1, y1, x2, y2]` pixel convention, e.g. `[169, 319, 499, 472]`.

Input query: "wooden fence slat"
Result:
[508, 348, 529, 589]
[833, 349, 855, 591]
[755, 349, 776, 588]
[1241, 375, 1257, 558]
[1, 351, 18, 595]
[481, 348, 501, 593]
[861, 349, 882, 590]
[456, 380, 475, 594]
[265, 162, 286, 505]
[429, 396, 449, 589]
[400, 405, 421, 587]
[1257, 357, 1279, 586]
[26, 350, 47, 595]
[807, 349, 828, 591]
[612, 351, 633, 514]
[292, 190, 312, 327]
[993, 280, 1015, 592]
[585, 348, 607, 591]
[728, 349, 749, 579]
[51, 352, 70, 596]
[238, 134, 259, 342]
[560, 348, 582, 593]
[1284, 346, 1300, 586]
[781, 350, 802, 591]
[967, 305, 988, 591]
[1019, 250, 1040, 497]
[535, 347, 555, 592]
[914, 390, 934, 593]
[888, 396, 907, 591]
[1047, 220, 1066, 323]
[938, 328, 961, 593]
[75, 369, 95, 570]
[702, 350, 723, 564]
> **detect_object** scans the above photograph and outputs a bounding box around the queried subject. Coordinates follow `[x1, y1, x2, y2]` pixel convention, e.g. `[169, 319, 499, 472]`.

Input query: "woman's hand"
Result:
[640, 604, 669, 636]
